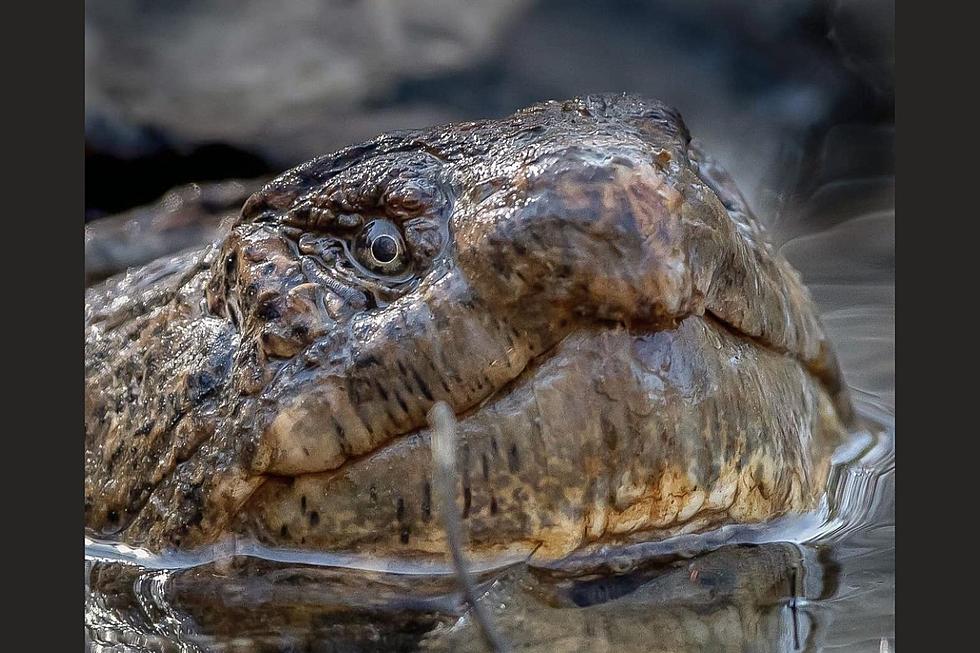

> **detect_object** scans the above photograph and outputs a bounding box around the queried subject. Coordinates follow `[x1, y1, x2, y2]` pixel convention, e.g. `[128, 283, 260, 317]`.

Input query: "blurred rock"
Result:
[86, 0, 892, 222]
[85, 178, 265, 285]
[86, 0, 530, 164]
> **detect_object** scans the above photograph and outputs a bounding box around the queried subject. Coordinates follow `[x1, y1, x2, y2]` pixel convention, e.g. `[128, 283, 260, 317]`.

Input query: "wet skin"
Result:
[85, 94, 851, 561]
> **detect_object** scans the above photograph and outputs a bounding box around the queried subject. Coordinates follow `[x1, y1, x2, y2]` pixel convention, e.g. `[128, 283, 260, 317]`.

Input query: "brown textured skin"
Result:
[85, 94, 851, 560]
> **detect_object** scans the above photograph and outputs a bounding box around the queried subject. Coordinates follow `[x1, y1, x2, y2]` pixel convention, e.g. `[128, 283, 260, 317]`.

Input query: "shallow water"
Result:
[85, 188, 895, 652]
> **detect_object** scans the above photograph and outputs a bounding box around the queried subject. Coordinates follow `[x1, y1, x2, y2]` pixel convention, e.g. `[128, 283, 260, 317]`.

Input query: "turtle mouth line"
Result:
[261, 309, 842, 486]
[260, 329, 572, 486]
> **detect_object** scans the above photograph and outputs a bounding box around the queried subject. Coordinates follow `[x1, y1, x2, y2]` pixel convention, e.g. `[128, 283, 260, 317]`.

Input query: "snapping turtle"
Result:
[85, 94, 851, 563]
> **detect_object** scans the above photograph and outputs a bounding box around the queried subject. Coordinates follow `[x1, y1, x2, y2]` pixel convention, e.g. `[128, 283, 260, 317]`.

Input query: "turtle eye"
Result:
[354, 219, 409, 275]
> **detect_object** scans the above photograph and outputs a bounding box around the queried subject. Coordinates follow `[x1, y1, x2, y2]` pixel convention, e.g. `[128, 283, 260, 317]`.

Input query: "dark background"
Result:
[85, 0, 894, 225]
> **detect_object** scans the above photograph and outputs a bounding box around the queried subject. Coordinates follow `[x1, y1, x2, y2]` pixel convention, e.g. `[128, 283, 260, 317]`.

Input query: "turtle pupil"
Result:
[371, 235, 399, 263]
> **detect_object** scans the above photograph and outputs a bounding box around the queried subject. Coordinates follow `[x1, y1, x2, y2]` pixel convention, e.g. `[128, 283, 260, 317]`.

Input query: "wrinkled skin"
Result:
[85, 94, 851, 562]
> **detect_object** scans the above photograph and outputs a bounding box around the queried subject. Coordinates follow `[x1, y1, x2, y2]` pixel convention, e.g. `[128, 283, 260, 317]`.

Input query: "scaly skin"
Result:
[84, 94, 851, 561]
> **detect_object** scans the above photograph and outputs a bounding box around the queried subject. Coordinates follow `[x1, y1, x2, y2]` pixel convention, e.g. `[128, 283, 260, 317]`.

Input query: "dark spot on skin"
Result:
[188, 509, 204, 527]
[463, 487, 472, 519]
[225, 253, 237, 275]
[374, 380, 390, 401]
[400, 527, 410, 545]
[508, 444, 520, 473]
[332, 418, 350, 456]
[481, 453, 489, 481]
[410, 368, 434, 401]
[490, 495, 498, 515]
[255, 299, 281, 321]
[288, 205, 311, 225]
[370, 486, 378, 503]
[354, 353, 381, 369]
[292, 325, 309, 340]
[394, 389, 410, 415]
[309, 511, 320, 527]
[396, 497, 405, 521]
[382, 404, 401, 429]
[600, 415, 618, 451]
[187, 371, 218, 404]
[489, 256, 506, 274]
[421, 483, 432, 522]
[107, 446, 122, 472]
[280, 525, 289, 538]
[300, 496, 307, 513]
[346, 378, 364, 403]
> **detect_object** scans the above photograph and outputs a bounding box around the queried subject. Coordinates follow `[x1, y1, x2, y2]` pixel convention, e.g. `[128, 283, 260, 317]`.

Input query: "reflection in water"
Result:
[88, 543, 826, 652]
[426, 543, 829, 652]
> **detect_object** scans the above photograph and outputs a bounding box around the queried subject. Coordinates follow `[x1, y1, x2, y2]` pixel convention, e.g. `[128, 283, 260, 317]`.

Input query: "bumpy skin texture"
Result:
[85, 95, 851, 560]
